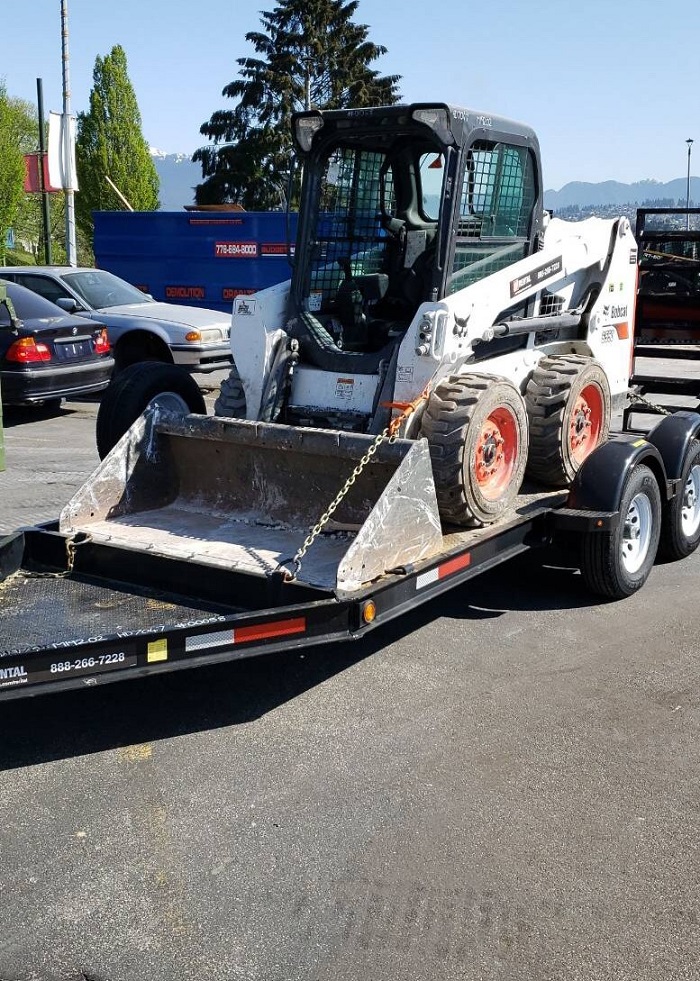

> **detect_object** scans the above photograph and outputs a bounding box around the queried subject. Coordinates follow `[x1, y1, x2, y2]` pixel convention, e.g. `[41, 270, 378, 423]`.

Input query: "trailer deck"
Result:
[0, 482, 570, 699]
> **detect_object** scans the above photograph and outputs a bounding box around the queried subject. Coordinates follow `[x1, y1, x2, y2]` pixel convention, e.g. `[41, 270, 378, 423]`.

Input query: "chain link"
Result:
[627, 389, 672, 417]
[283, 392, 429, 582]
[21, 531, 93, 580]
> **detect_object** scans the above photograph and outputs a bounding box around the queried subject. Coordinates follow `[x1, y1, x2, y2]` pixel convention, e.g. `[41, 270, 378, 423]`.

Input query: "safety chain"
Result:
[283, 389, 430, 582]
[21, 531, 93, 580]
[627, 389, 672, 417]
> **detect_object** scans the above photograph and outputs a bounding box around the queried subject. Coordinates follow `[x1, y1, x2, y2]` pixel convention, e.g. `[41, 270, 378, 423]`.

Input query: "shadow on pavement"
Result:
[2, 398, 101, 427]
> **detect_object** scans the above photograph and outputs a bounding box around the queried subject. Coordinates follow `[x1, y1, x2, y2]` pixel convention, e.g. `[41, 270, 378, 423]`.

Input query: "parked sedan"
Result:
[0, 279, 114, 406]
[0, 266, 233, 374]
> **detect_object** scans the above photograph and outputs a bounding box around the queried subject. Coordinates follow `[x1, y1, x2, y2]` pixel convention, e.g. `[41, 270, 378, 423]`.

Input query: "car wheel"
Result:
[96, 362, 206, 459]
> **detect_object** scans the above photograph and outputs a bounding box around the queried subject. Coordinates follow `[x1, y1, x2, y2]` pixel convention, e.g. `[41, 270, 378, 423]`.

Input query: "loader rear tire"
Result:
[525, 355, 611, 487]
[420, 373, 529, 527]
[213, 363, 246, 418]
[96, 362, 206, 460]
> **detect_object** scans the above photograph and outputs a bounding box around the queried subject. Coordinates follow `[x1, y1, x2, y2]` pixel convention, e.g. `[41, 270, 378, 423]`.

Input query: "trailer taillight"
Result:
[93, 328, 110, 354]
[361, 600, 377, 624]
[6, 337, 51, 363]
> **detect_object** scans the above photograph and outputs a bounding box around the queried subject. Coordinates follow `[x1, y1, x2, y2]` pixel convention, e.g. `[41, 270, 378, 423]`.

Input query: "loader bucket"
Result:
[59, 406, 443, 594]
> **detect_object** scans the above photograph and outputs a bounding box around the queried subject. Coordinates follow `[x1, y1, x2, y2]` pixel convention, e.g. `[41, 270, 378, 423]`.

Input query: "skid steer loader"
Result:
[91, 102, 638, 591]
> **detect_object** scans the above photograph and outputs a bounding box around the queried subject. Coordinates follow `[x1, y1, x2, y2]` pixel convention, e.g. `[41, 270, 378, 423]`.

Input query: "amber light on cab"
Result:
[6, 337, 51, 363]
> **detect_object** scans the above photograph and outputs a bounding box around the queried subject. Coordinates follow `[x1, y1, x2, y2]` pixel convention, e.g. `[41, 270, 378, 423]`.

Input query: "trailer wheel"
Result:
[96, 362, 206, 459]
[420, 373, 528, 526]
[580, 464, 661, 599]
[526, 355, 611, 487]
[659, 439, 700, 560]
[213, 363, 246, 418]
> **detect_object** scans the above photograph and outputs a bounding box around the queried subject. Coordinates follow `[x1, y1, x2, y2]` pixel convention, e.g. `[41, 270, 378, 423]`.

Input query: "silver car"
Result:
[0, 266, 233, 374]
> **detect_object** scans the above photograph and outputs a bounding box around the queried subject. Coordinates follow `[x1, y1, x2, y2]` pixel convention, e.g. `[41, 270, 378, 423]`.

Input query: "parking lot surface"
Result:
[1, 384, 700, 981]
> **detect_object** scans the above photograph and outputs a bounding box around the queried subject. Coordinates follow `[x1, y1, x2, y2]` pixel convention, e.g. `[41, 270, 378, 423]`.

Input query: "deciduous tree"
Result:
[75, 45, 159, 241]
[194, 0, 401, 209]
[0, 83, 34, 263]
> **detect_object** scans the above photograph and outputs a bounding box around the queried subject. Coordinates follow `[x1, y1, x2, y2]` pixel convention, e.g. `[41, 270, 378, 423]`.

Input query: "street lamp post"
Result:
[686, 138, 694, 231]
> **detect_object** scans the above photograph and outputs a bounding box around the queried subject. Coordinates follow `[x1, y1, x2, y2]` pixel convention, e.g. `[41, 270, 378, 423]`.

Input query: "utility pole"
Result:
[686, 138, 694, 232]
[61, 0, 77, 265]
[36, 78, 53, 265]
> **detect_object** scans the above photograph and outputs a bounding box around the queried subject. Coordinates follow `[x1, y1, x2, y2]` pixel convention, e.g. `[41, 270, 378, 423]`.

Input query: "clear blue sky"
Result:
[3, 0, 699, 191]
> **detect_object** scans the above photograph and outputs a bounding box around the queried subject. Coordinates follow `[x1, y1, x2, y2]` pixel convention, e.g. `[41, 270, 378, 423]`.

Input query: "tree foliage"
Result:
[75, 45, 159, 241]
[194, 0, 401, 209]
[0, 82, 35, 262]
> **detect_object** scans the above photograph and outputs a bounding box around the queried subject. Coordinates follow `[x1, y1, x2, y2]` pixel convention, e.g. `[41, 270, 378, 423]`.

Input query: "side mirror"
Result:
[56, 296, 80, 313]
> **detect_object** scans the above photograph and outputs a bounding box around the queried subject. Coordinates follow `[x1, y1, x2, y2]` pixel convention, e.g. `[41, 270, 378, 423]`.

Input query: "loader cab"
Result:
[289, 104, 544, 366]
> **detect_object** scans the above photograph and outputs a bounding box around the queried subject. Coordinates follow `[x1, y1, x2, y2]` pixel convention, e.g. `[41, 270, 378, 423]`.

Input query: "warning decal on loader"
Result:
[509, 256, 563, 298]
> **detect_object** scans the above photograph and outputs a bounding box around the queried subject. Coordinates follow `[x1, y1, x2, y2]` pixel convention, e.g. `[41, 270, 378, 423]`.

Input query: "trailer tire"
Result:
[213, 363, 246, 418]
[96, 362, 206, 459]
[580, 463, 661, 599]
[659, 439, 700, 560]
[525, 355, 611, 487]
[420, 373, 528, 527]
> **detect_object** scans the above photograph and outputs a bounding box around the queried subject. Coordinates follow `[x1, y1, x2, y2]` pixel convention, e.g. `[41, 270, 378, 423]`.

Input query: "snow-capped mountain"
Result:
[150, 148, 201, 211]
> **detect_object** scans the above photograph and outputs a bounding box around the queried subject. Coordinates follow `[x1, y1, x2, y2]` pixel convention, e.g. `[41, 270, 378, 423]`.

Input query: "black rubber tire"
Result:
[96, 362, 206, 459]
[659, 439, 700, 561]
[419, 373, 529, 527]
[525, 355, 611, 487]
[580, 464, 661, 599]
[112, 336, 172, 376]
[213, 363, 246, 418]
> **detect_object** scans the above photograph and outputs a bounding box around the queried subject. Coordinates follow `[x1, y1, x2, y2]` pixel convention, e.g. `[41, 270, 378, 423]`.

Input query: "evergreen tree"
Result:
[75, 46, 159, 241]
[194, 0, 401, 209]
[0, 83, 33, 263]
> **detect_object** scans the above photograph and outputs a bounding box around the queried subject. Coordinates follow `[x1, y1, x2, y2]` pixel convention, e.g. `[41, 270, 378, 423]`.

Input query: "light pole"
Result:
[61, 0, 77, 265]
[686, 138, 694, 231]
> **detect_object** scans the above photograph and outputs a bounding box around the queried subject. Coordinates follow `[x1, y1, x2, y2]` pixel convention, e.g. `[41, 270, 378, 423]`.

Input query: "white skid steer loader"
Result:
[91, 103, 637, 591]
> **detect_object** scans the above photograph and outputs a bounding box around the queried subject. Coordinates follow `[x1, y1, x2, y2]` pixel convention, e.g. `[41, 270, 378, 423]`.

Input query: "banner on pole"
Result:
[24, 153, 62, 194]
[47, 111, 79, 191]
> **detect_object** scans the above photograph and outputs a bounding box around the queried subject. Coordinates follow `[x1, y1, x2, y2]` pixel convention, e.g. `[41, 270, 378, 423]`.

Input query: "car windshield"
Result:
[62, 270, 152, 309]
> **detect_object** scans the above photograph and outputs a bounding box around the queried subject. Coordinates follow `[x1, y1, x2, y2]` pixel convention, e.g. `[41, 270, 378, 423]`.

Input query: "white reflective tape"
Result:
[416, 568, 440, 590]
[185, 629, 234, 652]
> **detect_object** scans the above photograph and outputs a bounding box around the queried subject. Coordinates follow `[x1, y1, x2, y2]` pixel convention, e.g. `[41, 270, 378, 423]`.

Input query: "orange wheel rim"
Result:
[569, 383, 604, 465]
[474, 407, 519, 500]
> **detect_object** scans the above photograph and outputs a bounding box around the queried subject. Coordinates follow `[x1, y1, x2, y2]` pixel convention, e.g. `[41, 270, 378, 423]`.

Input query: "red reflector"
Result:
[234, 617, 306, 643]
[6, 337, 52, 363]
[439, 553, 471, 578]
[94, 328, 110, 354]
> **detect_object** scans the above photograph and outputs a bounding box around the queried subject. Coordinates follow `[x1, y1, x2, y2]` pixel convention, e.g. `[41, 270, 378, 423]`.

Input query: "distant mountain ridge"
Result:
[544, 177, 698, 210]
[151, 149, 200, 210]
[150, 149, 698, 213]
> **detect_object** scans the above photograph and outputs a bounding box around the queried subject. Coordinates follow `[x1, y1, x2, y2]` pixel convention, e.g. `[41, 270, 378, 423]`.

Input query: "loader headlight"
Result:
[295, 114, 324, 152]
[412, 108, 454, 145]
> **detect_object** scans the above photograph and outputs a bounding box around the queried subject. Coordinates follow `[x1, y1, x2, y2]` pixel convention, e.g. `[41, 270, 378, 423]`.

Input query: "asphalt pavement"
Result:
[2, 372, 700, 981]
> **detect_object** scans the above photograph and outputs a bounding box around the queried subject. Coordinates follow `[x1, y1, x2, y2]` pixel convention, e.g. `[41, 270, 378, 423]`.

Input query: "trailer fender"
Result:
[567, 435, 667, 513]
[645, 411, 700, 483]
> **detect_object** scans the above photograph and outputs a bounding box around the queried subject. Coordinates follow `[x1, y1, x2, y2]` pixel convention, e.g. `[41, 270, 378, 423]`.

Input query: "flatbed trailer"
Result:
[3, 406, 700, 702]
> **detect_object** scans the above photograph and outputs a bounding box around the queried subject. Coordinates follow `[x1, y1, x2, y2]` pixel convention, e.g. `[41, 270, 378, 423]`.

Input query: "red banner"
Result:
[24, 154, 61, 194]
